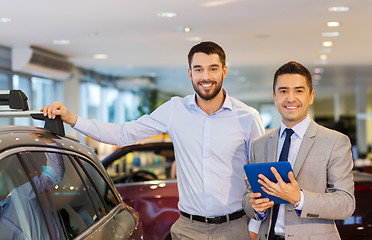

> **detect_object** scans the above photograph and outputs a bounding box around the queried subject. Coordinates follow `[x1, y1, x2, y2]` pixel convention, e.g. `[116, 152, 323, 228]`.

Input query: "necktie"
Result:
[268, 128, 294, 240]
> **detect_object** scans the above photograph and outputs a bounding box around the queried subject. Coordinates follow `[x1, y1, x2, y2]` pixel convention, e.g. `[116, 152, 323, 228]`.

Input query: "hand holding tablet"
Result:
[244, 162, 294, 204]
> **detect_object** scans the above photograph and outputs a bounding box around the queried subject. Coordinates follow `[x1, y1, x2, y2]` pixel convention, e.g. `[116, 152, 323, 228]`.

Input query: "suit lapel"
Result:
[293, 120, 318, 176]
[267, 128, 280, 163]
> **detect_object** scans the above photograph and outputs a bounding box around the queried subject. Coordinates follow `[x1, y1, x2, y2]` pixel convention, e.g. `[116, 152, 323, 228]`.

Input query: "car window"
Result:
[77, 158, 119, 210]
[25, 151, 101, 239]
[0, 154, 51, 240]
[106, 149, 175, 183]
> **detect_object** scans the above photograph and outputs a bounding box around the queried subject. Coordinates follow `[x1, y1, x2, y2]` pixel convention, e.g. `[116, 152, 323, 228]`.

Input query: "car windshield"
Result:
[106, 147, 176, 183]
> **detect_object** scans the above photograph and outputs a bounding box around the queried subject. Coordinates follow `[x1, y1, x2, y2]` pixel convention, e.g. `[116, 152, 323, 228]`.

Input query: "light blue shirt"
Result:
[274, 115, 310, 235]
[74, 89, 264, 217]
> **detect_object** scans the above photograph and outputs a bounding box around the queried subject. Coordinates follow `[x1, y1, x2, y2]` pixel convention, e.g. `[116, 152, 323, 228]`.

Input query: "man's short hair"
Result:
[188, 41, 226, 68]
[273, 61, 313, 93]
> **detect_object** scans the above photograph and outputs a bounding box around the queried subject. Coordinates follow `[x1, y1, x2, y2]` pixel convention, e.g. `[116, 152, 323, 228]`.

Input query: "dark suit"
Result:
[243, 120, 355, 240]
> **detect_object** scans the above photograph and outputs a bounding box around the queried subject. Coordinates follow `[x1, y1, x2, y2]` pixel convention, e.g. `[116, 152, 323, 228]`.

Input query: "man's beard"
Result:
[192, 76, 223, 101]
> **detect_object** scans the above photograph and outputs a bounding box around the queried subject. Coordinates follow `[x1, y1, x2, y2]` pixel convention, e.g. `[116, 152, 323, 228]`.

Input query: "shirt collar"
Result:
[280, 115, 311, 139]
[185, 88, 232, 111]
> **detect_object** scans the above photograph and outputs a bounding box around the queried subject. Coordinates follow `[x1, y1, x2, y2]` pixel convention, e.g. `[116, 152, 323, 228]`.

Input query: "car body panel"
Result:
[0, 125, 143, 240]
[115, 180, 179, 240]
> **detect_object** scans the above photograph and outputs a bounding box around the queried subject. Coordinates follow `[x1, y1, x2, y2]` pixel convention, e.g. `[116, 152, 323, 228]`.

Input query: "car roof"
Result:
[0, 125, 96, 160]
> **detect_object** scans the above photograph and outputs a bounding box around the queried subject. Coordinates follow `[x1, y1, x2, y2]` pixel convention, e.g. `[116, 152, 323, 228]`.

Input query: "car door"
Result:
[0, 146, 138, 240]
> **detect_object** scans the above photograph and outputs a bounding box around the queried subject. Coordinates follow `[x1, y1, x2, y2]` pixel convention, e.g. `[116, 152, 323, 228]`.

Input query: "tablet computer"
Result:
[244, 161, 294, 204]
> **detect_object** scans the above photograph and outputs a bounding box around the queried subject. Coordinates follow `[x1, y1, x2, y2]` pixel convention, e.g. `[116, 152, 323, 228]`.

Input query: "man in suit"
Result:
[243, 61, 355, 240]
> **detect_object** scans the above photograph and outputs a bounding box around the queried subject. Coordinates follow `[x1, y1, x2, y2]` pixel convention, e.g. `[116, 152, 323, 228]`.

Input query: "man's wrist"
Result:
[292, 199, 300, 208]
[292, 190, 304, 209]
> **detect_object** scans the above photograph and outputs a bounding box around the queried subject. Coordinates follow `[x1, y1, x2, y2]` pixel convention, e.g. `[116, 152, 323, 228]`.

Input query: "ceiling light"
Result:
[327, 21, 340, 27]
[94, 54, 108, 59]
[320, 55, 328, 61]
[328, 6, 350, 12]
[322, 41, 333, 47]
[176, 26, 192, 33]
[322, 32, 339, 37]
[0, 18, 11, 23]
[156, 12, 177, 18]
[53, 40, 70, 45]
[203, 0, 240, 7]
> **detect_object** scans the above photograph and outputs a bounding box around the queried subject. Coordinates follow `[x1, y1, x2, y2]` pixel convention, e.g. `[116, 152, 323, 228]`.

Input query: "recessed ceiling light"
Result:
[156, 12, 177, 18]
[186, 36, 202, 42]
[0, 18, 11, 23]
[327, 21, 340, 27]
[176, 26, 192, 33]
[53, 40, 70, 45]
[322, 41, 333, 47]
[94, 54, 108, 59]
[322, 32, 339, 37]
[328, 6, 350, 12]
[203, 0, 240, 7]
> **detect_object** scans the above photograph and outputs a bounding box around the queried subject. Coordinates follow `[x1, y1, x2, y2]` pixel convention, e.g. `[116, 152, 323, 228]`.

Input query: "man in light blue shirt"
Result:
[42, 41, 264, 240]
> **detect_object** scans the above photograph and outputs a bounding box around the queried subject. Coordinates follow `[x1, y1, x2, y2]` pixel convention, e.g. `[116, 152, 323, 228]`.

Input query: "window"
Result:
[31, 77, 63, 127]
[78, 158, 119, 211]
[106, 146, 175, 183]
[79, 82, 102, 120]
[0, 154, 50, 239]
[0, 72, 9, 91]
[26, 151, 99, 239]
[13, 75, 32, 126]
[0, 72, 10, 126]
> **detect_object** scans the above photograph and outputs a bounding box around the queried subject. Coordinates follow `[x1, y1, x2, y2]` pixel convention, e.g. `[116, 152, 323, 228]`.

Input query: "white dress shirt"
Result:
[248, 115, 310, 234]
[274, 115, 310, 235]
[73, 89, 264, 217]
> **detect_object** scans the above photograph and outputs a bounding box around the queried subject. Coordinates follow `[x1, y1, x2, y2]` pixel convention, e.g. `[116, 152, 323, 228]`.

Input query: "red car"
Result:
[102, 142, 372, 240]
[102, 142, 178, 240]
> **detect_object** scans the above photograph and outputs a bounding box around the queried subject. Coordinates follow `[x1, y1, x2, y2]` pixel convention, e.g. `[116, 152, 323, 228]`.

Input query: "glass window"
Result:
[0, 72, 10, 126]
[104, 87, 119, 123]
[31, 77, 63, 127]
[0, 71, 9, 90]
[13, 75, 32, 126]
[78, 158, 119, 211]
[26, 151, 99, 239]
[79, 82, 102, 120]
[106, 147, 175, 183]
[0, 154, 50, 239]
[121, 90, 141, 121]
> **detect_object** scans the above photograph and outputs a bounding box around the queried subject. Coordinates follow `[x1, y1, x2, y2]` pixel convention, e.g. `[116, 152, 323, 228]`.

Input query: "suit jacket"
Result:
[243, 120, 355, 240]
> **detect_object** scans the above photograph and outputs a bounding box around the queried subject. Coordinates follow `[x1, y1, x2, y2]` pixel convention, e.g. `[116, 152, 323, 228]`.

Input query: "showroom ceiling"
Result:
[1, 0, 372, 102]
